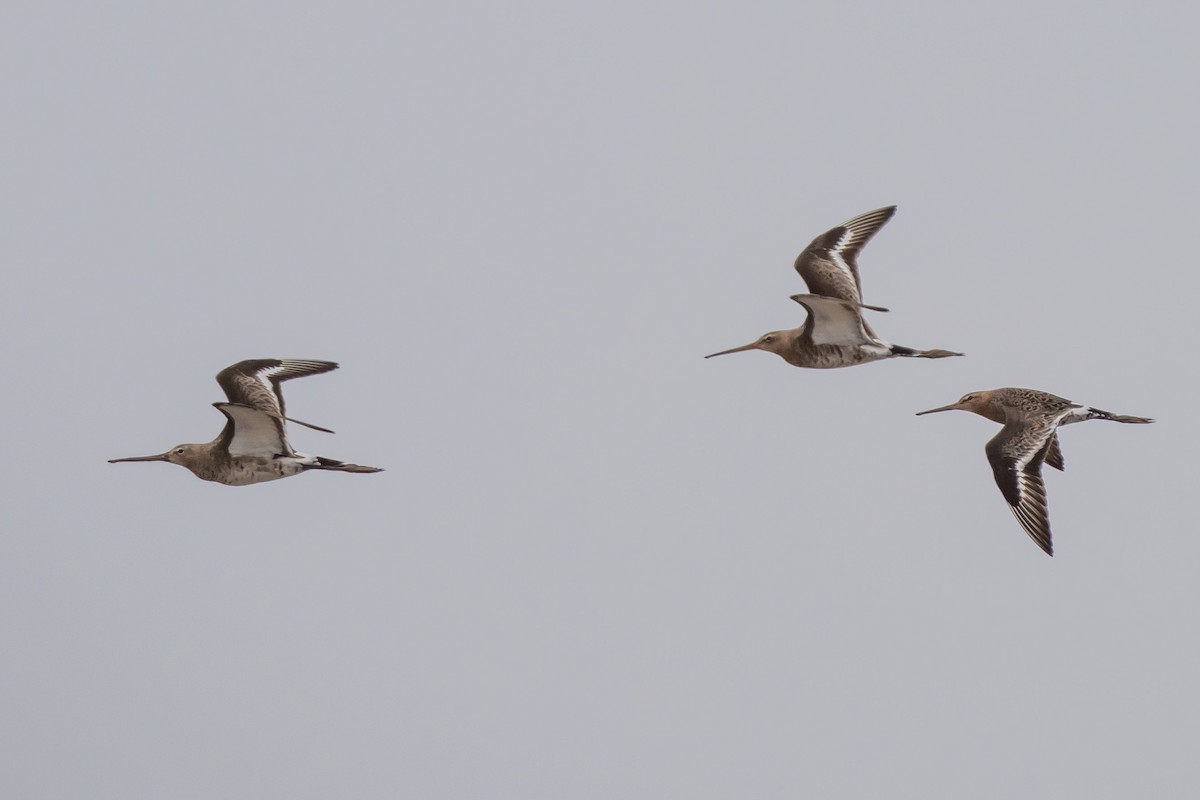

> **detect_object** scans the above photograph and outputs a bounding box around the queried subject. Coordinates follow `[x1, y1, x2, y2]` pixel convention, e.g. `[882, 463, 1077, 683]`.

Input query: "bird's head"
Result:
[705, 330, 795, 361]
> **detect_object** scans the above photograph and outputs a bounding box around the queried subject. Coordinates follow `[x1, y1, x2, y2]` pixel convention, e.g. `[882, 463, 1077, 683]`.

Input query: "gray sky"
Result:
[2, 1, 1195, 797]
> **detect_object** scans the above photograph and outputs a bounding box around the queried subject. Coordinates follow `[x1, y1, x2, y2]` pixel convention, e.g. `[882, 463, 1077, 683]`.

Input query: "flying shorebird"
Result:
[108, 359, 383, 485]
[705, 205, 962, 367]
[916, 388, 1153, 556]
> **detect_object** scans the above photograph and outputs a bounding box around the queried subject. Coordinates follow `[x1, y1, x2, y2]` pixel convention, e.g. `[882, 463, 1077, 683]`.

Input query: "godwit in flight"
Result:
[706, 205, 961, 367]
[108, 359, 383, 485]
[917, 388, 1153, 556]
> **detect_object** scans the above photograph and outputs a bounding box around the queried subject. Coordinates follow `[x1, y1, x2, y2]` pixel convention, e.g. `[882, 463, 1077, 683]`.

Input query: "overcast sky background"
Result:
[2, 2, 1196, 797]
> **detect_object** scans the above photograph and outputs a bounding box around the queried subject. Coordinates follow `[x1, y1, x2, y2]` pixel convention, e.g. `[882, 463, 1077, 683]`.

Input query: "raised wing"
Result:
[214, 403, 291, 457]
[216, 359, 337, 432]
[984, 410, 1070, 556]
[790, 294, 879, 347]
[793, 205, 896, 304]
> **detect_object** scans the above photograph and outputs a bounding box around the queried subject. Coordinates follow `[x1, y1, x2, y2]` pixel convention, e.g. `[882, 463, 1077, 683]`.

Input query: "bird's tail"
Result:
[1085, 407, 1155, 424]
[305, 456, 385, 474]
[889, 344, 964, 359]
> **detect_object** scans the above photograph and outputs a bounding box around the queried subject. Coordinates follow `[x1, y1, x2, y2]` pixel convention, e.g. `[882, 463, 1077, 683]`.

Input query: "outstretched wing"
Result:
[214, 403, 292, 457]
[790, 294, 879, 347]
[215, 359, 338, 432]
[793, 205, 896, 304]
[984, 410, 1069, 556]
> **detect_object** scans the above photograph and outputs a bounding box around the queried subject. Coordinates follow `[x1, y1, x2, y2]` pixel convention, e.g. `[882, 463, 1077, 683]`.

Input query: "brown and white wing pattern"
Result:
[984, 410, 1071, 556]
[790, 294, 878, 347]
[793, 205, 896, 304]
[216, 359, 338, 432]
[214, 403, 292, 457]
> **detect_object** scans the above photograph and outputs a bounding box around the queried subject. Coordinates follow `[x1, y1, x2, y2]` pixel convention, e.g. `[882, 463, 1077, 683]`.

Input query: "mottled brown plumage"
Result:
[917, 388, 1153, 556]
[108, 359, 383, 486]
[705, 294, 961, 368]
[707, 205, 962, 368]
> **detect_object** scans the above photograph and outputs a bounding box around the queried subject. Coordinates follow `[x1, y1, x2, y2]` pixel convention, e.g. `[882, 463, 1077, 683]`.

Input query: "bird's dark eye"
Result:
[963, 395, 974, 402]
[762, 335, 775, 343]
[175, 448, 186, 455]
